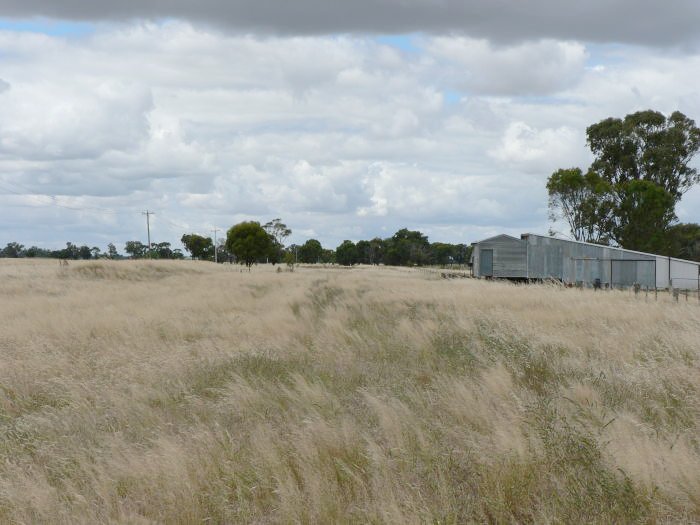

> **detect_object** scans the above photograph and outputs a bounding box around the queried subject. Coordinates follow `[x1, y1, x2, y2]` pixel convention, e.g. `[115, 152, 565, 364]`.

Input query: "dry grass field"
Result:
[0, 259, 699, 523]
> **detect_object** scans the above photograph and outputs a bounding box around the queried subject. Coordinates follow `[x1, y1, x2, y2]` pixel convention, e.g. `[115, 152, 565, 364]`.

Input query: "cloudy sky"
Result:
[1, 1, 700, 251]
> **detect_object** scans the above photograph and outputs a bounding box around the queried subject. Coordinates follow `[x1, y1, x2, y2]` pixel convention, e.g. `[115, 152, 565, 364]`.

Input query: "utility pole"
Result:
[211, 228, 220, 263]
[142, 210, 154, 258]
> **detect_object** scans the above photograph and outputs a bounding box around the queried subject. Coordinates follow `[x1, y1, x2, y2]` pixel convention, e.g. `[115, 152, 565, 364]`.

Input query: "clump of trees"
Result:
[329, 230, 471, 267]
[666, 223, 700, 262]
[180, 234, 214, 260]
[1, 242, 104, 259]
[548, 110, 700, 256]
[335, 240, 358, 266]
[226, 221, 274, 268]
[0, 240, 187, 260]
[263, 218, 292, 264]
[125, 241, 184, 259]
[1, 242, 29, 258]
[297, 239, 323, 263]
[220, 219, 470, 269]
[224, 219, 304, 268]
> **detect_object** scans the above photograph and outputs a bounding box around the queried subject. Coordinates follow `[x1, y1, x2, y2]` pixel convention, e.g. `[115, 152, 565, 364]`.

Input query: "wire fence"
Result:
[670, 277, 700, 291]
[469, 272, 700, 304]
[571, 277, 700, 304]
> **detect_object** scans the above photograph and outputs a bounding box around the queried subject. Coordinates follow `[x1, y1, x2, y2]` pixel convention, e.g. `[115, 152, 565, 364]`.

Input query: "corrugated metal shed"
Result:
[472, 234, 527, 279]
[472, 233, 700, 289]
[523, 234, 656, 288]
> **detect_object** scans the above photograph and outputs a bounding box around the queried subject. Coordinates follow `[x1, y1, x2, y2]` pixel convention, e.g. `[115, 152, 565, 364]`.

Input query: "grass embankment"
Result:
[0, 259, 698, 523]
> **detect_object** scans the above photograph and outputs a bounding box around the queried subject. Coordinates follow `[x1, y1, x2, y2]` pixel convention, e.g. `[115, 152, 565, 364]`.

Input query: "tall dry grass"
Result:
[0, 258, 698, 523]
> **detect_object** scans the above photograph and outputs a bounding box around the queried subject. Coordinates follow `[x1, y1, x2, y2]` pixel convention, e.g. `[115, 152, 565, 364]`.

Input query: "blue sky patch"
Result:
[376, 34, 420, 53]
[0, 18, 94, 37]
[585, 42, 630, 68]
[443, 90, 462, 105]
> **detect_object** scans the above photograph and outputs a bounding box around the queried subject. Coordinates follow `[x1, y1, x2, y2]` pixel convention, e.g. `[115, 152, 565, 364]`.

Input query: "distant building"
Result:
[471, 233, 700, 289]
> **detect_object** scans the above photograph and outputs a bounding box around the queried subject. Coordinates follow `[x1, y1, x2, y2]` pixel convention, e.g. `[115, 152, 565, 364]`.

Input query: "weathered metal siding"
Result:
[524, 235, 656, 288]
[669, 258, 700, 289]
[651, 256, 698, 288]
[526, 236, 564, 280]
[473, 235, 527, 278]
[656, 256, 670, 289]
[473, 232, 700, 288]
[493, 239, 527, 278]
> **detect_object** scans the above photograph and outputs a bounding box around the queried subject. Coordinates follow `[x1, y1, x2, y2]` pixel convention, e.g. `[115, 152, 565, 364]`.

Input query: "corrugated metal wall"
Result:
[472, 235, 527, 278]
[669, 259, 700, 289]
[472, 233, 700, 289]
[524, 235, 656, 288]
[657, 256, 670, 288]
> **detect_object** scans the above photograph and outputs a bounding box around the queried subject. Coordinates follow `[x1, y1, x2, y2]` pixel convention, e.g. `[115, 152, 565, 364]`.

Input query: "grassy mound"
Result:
[69, 260, 204, 281]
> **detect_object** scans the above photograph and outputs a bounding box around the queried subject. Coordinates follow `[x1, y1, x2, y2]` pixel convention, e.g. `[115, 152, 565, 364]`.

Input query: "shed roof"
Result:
[471, 233, 521, 245]
[520, 233, 700, 267]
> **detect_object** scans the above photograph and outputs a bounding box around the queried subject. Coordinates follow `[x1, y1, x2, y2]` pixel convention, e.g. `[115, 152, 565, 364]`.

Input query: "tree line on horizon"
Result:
[0, 241, 186, 260]
[177, 220, 472, 268]
[0, 220, 472, 268]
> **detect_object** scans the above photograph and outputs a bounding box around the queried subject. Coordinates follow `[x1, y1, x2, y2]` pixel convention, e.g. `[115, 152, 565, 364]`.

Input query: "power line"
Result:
[156, 210, 224, 241]
[0, 180, 228, 250]
[0, 179, 219, 232]
[0, 179, 125, 214]
[153, 210, 191, 232]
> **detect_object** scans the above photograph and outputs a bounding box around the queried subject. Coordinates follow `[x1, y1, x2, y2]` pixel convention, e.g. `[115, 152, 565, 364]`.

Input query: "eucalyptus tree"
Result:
[548, 110, 700, 252]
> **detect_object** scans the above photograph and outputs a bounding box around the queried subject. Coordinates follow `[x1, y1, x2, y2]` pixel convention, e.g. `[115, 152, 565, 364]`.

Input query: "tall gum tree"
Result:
[548, 110, 700, 253]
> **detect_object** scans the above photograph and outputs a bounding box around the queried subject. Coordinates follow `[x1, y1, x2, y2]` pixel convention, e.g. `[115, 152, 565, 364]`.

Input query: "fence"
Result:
[670, 277, 700, 291]
[614, 279, 700, 304]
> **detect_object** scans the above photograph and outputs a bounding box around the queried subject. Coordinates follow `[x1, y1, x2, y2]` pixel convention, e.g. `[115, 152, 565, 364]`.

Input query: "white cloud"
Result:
[426, 37, 588, 96]
[0, 81, 152, 160]
[0, 22, 698, 250]
[489, 122, 584, 174]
